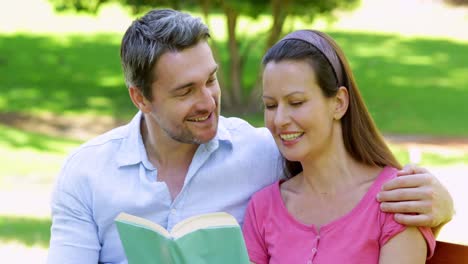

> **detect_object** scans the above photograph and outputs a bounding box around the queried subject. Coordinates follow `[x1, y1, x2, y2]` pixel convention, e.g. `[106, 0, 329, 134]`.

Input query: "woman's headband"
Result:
[280, 30, 344, 87]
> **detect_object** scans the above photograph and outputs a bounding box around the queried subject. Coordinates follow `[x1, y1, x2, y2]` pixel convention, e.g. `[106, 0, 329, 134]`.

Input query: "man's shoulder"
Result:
[55, 124, 132, 188]
[67, 124, 129, 162]
[219, 116, 272, 141]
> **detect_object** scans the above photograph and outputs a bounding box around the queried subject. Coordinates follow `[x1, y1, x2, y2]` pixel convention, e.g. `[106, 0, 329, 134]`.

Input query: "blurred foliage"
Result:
[1, 31, 467, 136]
[48, 0, 360, 16]
[444, 0, 468, 6]
[47, 0, 360, 110]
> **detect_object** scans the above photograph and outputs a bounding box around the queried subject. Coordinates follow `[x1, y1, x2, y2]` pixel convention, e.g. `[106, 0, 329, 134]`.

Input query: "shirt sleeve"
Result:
[379, 212, 406, 246]
[417, 227, 436, 259]
[242, 196, 269, 264]
[379, 212, 436, 259]
[47, 158, 101, 264]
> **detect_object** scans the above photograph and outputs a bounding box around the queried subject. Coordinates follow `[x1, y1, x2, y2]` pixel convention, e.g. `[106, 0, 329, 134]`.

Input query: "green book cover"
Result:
[115, 212, 250, 264]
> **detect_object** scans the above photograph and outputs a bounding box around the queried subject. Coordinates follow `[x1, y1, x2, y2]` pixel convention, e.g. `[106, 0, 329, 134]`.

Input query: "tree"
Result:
[49, 0, 360, 113]
[443, 0, 468, 6]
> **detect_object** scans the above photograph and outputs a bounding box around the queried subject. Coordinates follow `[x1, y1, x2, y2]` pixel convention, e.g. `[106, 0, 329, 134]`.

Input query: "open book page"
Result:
[171, 212, 239, 239]
[116, 212, 171, 238]
[115, 211, 250, 263]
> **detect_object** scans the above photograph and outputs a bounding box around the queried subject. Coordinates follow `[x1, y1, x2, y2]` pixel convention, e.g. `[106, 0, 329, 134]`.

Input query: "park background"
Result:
[0, 0, 467, 261]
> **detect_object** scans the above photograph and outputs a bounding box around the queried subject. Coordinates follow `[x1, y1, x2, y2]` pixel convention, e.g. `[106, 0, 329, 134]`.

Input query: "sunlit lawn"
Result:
[1, 31, 467, 135]
[0, 0, 467, 260]
[0, 217, 51, 247]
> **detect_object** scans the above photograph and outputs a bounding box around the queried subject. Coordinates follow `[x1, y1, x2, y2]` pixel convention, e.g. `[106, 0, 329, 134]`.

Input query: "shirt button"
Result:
[170, 209, 177, 214]
[312, 248, 317, 253]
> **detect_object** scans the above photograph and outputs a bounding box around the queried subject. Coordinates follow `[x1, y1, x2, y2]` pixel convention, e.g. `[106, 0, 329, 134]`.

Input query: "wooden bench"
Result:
[426, 241, 468, 264]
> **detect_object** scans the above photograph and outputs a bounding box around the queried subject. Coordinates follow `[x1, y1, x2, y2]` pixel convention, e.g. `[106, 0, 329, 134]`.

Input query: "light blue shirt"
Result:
[47, 112, 282, 264]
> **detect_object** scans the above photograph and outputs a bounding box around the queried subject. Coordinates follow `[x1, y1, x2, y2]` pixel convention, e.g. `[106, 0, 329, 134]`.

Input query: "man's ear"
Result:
[333, 86, 349, 120]
[129, 87, 151, 113]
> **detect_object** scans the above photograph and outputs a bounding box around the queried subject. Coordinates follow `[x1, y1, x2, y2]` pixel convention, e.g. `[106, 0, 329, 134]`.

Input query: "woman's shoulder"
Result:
[373, 166, 399, 189]
[250, 180, 282, 207]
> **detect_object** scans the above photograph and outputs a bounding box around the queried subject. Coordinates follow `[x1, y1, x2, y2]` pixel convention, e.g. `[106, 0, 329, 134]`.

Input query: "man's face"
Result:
[143, 41, 221, 145]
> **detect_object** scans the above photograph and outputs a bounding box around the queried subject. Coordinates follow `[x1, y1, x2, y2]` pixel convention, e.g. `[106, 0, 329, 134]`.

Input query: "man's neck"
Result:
[141, 116, 198, 168]
[141, 118, 199, 200]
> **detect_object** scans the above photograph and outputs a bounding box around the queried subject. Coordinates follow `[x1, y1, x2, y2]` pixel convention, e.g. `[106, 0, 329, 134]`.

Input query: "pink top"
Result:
[242, 166, 435, 264]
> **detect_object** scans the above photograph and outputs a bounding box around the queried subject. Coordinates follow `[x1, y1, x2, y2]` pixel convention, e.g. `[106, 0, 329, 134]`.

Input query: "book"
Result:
[115, 212, 250, 264]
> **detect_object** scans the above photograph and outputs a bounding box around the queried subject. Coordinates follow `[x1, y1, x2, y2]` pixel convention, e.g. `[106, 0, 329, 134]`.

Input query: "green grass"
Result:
[0, 33, 134, 120]
[390, 145, 468, 166]
[0, 31, 467, 185]
[331, 32, 468, 136]
[0, 124, 80, 186]
[1, 1, 467, 254]
[1, 31, 466, 135]
[0, 216, 51, 247]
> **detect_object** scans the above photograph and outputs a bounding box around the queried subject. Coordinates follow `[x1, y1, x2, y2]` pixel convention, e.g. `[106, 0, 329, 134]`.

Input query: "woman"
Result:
[242, 29, 435, 263]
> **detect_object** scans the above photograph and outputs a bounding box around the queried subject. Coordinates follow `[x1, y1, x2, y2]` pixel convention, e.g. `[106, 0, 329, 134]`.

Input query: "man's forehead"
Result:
[152, 42, 217, 89]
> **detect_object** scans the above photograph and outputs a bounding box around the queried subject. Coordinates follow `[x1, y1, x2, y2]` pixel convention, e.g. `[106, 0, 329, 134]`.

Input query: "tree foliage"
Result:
[443, 0, 468, 6]
[49, 0, 360, 112]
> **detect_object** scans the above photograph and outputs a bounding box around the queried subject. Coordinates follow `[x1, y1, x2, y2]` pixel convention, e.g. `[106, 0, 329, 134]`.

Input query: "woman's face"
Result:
[262, 59, 338, 162]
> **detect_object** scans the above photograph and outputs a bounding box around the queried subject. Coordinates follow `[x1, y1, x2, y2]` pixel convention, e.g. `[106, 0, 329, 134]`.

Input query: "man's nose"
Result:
[195, 86, 217, 111]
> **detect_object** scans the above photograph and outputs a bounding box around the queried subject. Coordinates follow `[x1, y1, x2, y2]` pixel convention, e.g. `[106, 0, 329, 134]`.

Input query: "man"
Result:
[48, 9, 453, 263]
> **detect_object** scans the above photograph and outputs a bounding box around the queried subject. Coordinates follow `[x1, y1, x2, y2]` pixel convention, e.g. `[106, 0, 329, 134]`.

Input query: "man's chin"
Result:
[195, 129, 217, 144]
[189, 114, 218, 143]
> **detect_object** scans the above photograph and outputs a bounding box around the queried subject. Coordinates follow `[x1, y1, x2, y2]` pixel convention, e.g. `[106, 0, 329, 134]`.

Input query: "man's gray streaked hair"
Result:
[120, 9, 210, 100]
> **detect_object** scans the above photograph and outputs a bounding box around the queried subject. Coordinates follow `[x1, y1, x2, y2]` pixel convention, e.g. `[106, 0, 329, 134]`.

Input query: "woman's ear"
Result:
[333, 86, 349, 120]
[129, 87, 151, 113]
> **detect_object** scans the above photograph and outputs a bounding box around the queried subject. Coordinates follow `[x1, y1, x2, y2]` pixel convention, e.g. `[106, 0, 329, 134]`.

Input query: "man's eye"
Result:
[176, 88, 191, 97]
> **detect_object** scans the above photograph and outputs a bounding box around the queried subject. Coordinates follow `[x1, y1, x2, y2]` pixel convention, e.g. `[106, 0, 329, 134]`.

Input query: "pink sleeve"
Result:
[418, 227, 436, 259]
[242, 197, 268, 264]
[380, 212, 436, 259]
[379, 212, 406, 246]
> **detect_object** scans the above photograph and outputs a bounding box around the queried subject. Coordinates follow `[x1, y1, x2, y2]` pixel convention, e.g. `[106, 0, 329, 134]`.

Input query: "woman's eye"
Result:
[264, 104, 277, 109]
[290, 101, 303, 106]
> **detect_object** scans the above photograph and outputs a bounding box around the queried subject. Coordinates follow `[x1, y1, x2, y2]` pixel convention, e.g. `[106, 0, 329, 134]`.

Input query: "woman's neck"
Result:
[297, 134, 378, 196]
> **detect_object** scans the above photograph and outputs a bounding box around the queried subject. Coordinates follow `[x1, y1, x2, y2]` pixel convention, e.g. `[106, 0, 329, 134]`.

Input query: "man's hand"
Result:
[377, 164, 454, 235]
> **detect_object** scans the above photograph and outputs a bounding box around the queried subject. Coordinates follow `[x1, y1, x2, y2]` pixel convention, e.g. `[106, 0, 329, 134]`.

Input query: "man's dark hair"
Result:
[121, 9, 210, 100]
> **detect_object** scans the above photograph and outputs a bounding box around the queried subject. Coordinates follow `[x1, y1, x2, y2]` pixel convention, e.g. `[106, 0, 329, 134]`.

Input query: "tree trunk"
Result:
[248, 0, 290, 110]
[265, 0, 290, 51]
[170, 0, 181, 10]
[223, 4, 242, 107]
[198, 0, 232, 109]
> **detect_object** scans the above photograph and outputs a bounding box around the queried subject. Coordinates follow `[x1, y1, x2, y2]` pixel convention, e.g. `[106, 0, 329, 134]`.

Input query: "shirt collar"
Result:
[116, 111, 145, 167]
[116, 113, 232, 168]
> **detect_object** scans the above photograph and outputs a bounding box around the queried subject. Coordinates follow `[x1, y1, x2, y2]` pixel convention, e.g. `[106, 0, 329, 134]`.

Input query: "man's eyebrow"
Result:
[171, 65, 218, 92]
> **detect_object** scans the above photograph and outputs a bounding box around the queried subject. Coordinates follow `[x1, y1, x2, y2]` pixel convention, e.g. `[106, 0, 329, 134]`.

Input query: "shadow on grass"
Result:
[0, 216, 51, 247]
[0, 33, 134, 119]
[0, 31, 467, 139]
[330, 31, 468, 136]
[0, 123, 80, 153]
